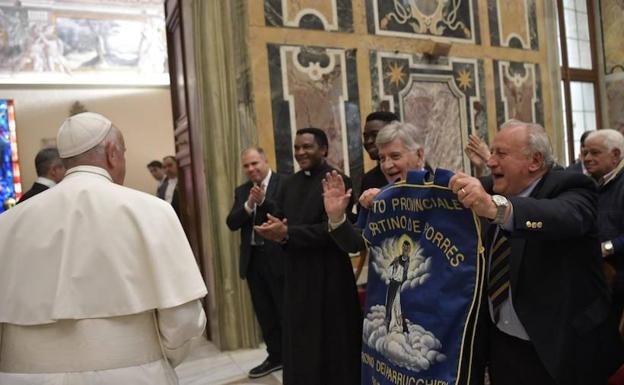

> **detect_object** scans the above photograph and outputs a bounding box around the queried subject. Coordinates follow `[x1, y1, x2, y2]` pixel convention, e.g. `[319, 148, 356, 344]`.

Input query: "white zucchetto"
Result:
[57, 112, 112, 158]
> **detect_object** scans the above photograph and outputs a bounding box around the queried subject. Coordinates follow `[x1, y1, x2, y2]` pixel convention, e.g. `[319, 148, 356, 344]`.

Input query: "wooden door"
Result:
[164, 0, 210, 339]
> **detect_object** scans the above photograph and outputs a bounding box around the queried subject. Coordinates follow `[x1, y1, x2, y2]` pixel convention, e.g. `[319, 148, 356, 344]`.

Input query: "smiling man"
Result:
[450, 119, 613, 385]
[582, 129, 624, 364]
[360, 111, 400, 192]
[226, 147, 284, 379]
[357, 121, 426, 210]
[255, 127, 362, 385]
[322, 122, 427, 256]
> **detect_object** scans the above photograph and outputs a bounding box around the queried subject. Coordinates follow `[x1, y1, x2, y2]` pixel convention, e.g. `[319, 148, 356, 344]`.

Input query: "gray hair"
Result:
[62, 126, 122, 169]
[500, 119, 555, 169]
[375, 121, 425, 153]
[586, 129, 624, 158]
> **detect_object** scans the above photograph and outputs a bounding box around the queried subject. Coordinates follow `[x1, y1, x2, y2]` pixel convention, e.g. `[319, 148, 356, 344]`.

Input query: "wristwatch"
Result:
[603, 240, 614, 256]
[491, 195, 509, 224]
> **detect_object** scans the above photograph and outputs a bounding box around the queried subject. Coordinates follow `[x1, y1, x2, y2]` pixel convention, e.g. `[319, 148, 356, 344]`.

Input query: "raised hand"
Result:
[359, 188, 380, 209]
[464, 134, 490, 176]
[247, 184, 265, 209]
[322, 171, 352, 223]
[250, 184, 265, 205]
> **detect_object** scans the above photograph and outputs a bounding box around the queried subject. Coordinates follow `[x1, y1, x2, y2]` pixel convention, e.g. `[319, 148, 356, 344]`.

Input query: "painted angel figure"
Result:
[370, 237, 432, 334]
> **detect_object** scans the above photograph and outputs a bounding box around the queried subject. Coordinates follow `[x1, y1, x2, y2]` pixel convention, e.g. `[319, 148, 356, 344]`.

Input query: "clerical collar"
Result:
[302, 160, 326, 177]
[64, 165, 113, 182]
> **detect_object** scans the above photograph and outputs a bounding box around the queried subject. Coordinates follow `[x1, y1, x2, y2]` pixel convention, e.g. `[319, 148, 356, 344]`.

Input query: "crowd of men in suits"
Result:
[227, 114, 624, 385]
[146, 155, 181, 216]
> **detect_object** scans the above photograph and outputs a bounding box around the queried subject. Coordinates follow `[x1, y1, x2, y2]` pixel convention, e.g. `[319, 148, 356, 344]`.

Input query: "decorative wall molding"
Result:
[267, 43, 363, 188]
[264, 0, 353, 32]
[368, 0, 480, 44]
[493, 60, 543, 127]
[488, 0, 538, 50]
[371, 51, 487, 172]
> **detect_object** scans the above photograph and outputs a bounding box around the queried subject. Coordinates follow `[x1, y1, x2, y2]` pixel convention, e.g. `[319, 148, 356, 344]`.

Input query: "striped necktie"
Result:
[488, 228, 511, 322]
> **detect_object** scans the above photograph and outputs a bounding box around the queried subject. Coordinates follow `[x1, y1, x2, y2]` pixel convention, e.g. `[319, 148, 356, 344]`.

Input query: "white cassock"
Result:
[0, 166, 208, 385]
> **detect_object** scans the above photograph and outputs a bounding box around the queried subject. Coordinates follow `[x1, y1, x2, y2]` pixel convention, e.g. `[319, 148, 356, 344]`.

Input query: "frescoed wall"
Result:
[0, 2, 167, 84]
[248, 0, 555, 183]
[600, 0, 624, 132]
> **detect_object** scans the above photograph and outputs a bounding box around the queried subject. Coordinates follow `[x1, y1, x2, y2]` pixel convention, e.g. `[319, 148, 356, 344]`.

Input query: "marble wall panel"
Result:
[493, 60, 543, 127]
[367, 0, 480, 44]
[487, 0, 538, 49]
[606, 79, 624, 133]
[600, 0, 624, 74]
[370, 51, 487, 172]
[267, 44, 363, 188]
[265, 0, 353, 31]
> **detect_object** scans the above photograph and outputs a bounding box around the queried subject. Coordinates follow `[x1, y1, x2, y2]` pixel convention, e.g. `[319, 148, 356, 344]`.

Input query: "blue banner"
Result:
[361, 169, 484, 385]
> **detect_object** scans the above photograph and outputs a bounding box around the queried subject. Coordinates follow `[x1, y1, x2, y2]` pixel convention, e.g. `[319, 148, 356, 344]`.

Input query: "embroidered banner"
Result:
[361, 169, 484, 385]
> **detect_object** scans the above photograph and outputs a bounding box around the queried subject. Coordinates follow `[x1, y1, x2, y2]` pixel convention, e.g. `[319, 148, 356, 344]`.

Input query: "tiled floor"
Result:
[177, 338, 282, 385]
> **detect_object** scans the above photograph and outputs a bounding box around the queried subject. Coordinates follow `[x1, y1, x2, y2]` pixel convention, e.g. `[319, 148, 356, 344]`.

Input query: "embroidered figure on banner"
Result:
[363, 234, 447, 372]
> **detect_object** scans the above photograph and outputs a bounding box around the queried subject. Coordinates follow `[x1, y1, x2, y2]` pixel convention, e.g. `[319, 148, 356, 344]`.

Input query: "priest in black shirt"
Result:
[255, 128, 361, 385]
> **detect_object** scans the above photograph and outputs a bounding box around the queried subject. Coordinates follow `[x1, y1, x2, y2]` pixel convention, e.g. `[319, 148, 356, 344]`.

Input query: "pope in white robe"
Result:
[0, 112, 207, 385]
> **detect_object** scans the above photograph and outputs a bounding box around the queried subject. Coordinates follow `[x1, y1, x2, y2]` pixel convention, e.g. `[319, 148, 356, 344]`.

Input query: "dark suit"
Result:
[360, 164, 387, 194]
[482, 170, 613, 385]
[157, 178, 181, 218]
[226, 172, 284, 362]
[17, 182, 49, 204]
[566, 160, 583, 173]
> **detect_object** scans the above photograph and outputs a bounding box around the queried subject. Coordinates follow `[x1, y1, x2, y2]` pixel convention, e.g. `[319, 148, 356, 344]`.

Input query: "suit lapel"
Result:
[265, 172, 278, 199]
[508, 171, 549, 293]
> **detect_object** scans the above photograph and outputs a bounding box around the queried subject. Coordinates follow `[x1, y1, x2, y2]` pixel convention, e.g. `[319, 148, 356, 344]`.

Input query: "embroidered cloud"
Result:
[363, 305, 447, 371]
